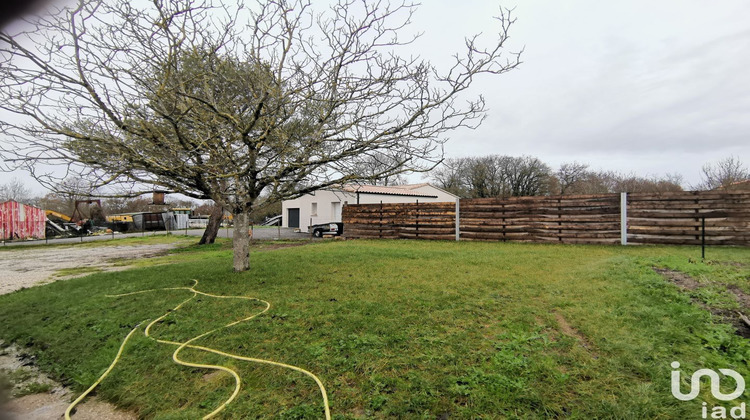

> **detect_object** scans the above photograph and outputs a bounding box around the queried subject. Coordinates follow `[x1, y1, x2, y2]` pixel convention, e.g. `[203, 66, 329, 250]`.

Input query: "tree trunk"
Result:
[232, 211, 250, 272]
[199, 204, 224, 245]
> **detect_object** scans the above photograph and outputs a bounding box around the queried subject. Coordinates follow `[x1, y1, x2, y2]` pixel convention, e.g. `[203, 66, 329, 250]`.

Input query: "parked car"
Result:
[310, 222, 344, 237]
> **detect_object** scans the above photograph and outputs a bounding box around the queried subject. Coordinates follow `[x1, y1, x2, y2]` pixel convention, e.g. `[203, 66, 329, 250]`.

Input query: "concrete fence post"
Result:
[455, 198, 460, 241]
[620, 192, 628, 245]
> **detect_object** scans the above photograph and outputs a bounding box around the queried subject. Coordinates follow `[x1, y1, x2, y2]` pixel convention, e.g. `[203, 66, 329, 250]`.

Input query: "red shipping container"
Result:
[0, 200, 46, 240]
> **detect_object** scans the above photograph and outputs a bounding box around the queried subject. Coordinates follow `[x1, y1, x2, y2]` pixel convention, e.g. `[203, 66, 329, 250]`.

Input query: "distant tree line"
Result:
[428, 155, 748, 198]
[430, 155, 553, 198]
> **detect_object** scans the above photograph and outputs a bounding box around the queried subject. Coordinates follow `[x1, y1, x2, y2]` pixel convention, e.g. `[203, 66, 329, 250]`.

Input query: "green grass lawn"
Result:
[1, 239, 749, 419]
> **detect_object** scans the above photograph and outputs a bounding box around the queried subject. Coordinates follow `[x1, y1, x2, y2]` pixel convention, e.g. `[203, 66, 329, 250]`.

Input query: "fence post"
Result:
[620, 192, 628, 245]
[455, 198, 460, 241]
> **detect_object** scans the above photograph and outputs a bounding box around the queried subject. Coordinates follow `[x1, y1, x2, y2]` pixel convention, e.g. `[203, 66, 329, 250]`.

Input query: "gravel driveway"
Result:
[0, 243, 177, 295]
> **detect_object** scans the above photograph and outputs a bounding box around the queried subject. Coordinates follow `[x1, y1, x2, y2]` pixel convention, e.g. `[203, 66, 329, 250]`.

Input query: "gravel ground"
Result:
[1, 343, 136, 420]
[0, 243, 176, 295]
[1, 227, 309, 248]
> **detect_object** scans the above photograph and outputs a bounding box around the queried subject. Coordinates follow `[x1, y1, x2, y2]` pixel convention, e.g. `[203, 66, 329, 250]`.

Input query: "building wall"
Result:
[409, 185, 459, 202]
[0, 201, 46, 240]
[282, 190, 355, 230]
[282, 185, 458, 231]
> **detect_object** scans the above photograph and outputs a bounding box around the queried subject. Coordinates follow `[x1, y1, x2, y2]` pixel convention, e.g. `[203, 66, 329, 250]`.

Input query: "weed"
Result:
[13, 382, 53, 397]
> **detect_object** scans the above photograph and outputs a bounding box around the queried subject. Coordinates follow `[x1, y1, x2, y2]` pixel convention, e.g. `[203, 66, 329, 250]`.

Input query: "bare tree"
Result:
[554, 162, 589, 195]
[354, 151, 409, 186]
[0, 177, 31, 203]
[102, 197, 154, 215]
[466, 157, 493, 198]
[0, 0, 520, 271]
[428, 157, 468, 196]
[697, 156, 749, 190]
[34, 178, 103, 217]
[613, 172, 683, 193]
[500, 155, 551, 196]
[556, 170, 683, 194]
[430, 155, 550, 198]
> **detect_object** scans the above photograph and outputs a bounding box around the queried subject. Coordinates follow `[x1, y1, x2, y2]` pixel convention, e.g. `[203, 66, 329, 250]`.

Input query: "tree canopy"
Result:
[697, 156, 749, 190]
[0, 0, 521, 270]
[430, 155, 551, 198]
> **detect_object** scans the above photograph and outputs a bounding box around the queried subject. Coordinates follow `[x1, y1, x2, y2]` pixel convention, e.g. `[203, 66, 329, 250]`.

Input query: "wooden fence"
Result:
[342, 191, 750, 246]
[343, 201, 457, 240]
[627, 191, 750, 245]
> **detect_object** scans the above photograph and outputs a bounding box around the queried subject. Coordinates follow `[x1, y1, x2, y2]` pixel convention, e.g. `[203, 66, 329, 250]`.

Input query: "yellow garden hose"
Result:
[64, 280, 331, 419]
[64, 323, 142, 420]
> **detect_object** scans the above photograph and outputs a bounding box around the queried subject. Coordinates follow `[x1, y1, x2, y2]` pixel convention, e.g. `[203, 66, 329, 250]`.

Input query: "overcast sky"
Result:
[3, 0, 750, 194]
[408, 0, 750, 186]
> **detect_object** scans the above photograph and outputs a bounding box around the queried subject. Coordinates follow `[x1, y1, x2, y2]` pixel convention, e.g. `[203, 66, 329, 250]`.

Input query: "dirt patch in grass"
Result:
[6, 392, 136, 420]
[716, 261, 748, 268]
[201, 371, 225, 384]
[654, 268, 750, 339]
[653, 268, 701, 290]
[711, 308, 750, 339]
[727, 284, 750, 308]
[0, 342, 135, 420]
[553, 312, 598, 357]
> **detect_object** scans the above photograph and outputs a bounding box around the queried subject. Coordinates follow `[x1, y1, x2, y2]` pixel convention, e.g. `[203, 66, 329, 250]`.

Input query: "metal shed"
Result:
[0, 200, 46, 240]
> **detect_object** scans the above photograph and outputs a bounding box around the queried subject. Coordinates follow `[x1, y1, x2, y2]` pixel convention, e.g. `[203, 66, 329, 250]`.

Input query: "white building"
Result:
[281, 183, 458, 231]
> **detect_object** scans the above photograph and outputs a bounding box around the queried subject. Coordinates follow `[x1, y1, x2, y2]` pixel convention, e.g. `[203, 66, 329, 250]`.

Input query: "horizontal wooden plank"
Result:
[627, 219, 750, 228]
[627, 210, 748, 219]
[460, 219, 620, 227]
[460, 202, 620, 210]
[628, 192, 750, 201]
[628, 201, 750, 210]
[628, 227, 750, 236]
[397, 233, 456, 240]
[629, 236, 750, 246]
[465, 194, 620, 204]
[459, 209, 620, 217]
